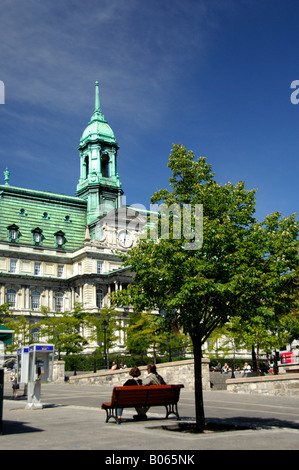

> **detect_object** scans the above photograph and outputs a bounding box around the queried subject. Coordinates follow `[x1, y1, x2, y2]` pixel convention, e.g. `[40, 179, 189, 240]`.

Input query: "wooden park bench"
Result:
[101, 384, 184, 424]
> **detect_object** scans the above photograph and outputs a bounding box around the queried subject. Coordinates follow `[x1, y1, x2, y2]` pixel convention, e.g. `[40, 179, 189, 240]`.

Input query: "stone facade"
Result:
[226, 373, 299, 397]
[68, 358, 211, 391]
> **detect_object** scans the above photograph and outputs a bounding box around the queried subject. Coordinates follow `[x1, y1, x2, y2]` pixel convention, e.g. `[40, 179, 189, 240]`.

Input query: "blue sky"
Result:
[0, 0, 298, 222]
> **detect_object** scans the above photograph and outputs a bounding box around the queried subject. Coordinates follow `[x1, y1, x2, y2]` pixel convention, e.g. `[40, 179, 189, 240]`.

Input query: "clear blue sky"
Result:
[0, 0, 298, 222]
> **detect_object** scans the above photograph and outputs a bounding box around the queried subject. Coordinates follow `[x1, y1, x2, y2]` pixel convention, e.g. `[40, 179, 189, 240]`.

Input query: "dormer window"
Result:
[7, 224, 19, 243]
[42, 212, 50, 220]
[54, 230, 65, 248]
[19, 208, 27, 217]
[34, 232, 41, 244]
[10, 230, 17, 241]
[64, 215, 71, 223]
[32, 227, 43, 246]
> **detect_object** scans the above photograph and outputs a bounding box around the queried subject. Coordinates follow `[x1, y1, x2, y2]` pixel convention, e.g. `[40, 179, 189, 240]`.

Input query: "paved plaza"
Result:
[1, 382, 299, 452]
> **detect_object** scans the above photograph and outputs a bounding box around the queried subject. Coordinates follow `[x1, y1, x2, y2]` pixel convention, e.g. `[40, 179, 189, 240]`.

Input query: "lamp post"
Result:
[102, 320, 108, 370]
[273, 351, 279, 375]
[231, 342, 236, 379]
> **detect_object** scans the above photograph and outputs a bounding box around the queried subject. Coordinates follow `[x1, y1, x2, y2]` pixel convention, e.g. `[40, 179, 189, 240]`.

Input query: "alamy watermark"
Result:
[0, 80, 4, 104]
[290, 80, 299, 104]
[98, 197, 203, 251]
[139, 202, 203, 251]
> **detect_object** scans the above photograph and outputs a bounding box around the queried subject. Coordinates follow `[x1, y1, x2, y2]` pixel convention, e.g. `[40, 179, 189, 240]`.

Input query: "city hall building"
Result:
[0, 82, 147, 352]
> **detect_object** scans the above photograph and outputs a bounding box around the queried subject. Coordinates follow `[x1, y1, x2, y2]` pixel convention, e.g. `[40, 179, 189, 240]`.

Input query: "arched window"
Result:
[31, 291, 41, 310]
[101, 154, 109, 178]
[7, 224, 19, 243]
[7, 289, 16, 308]
[96, 288, 104, 308]
[32, 227, 43, 246]
[31, 327, 40, 342]
[54, 231, 66, 248]
[84, 155, 89, 179]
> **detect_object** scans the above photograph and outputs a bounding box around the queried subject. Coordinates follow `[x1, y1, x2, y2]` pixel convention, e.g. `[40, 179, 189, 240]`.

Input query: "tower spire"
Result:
[95, 81, 100, 112]
[4, 167, 10, 185]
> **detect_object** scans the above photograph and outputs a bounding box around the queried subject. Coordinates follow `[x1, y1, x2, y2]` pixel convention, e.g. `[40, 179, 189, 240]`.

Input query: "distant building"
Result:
[0, 82, 146, 353]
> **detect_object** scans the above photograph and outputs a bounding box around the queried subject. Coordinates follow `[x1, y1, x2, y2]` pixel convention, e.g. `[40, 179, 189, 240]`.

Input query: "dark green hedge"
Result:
[64, 353, 187, 372]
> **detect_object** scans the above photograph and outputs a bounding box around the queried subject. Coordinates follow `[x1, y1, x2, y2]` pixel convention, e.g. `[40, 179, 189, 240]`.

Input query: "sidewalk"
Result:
[1, 383, 299, 450]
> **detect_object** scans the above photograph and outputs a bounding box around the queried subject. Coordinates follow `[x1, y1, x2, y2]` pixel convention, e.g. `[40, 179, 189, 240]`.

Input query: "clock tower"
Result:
[76, 82, 123, 225]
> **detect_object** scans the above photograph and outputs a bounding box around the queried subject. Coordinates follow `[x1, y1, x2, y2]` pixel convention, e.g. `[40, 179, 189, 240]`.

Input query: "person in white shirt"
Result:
[242, 362, 251, 376]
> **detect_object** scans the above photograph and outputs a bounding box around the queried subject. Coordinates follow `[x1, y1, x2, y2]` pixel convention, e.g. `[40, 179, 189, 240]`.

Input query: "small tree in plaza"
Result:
[124, 309, 190, 362]
[87, 306, 120, 366]
[113, 144, 298, 432]
[224, 308, 299, 373]
[36, 303, 89, 356]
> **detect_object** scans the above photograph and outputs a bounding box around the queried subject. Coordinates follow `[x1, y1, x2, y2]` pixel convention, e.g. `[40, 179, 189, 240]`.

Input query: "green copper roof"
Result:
[79, 82, 117, 148]
[0, 185, 87, 251]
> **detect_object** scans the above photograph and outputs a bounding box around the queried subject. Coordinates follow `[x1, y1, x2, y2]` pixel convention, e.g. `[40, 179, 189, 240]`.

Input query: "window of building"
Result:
[101, 153, 109, 178]
[34, 262, 41, 276]
[7, 289, 16, 308]
[32, 227, 43, 246]
[54, 231, 65, 248]
[57, 265, 64, 278]
[31, 291, 40, 310]
[78, 263, 82, 275]
[31, 327, 40, 342]
[97, 261, 103, 274]
[19, 208, 27, 217]
[55, 292, 64, 312]
[7, 224, 19, 243]
[42, 212, 50, 219]
[96, 288, 104, 308]
[9, 259, 17, 273]
[84, 155, 89, 179]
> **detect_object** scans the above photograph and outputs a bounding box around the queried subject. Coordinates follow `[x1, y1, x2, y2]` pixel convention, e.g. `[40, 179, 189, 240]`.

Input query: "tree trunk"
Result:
[256, 342, 260, 376]
[191, 336, 205, 432]
[251, 345, 257, 372]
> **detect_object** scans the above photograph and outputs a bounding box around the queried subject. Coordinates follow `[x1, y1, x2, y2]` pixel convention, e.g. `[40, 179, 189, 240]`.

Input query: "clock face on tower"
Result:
[118, 230, 132, 248]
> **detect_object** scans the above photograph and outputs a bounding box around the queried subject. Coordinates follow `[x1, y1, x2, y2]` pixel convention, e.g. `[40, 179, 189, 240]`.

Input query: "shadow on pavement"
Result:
[2, 420, 43, 435]
[154, 416, 299, 433]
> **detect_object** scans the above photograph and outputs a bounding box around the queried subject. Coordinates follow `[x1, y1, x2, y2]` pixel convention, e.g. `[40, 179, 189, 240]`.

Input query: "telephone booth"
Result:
[17, 346, 29, 384]
[26, 344, 55, 409]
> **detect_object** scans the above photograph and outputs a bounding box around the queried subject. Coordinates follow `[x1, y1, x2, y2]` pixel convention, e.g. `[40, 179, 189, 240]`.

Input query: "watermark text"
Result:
[0, 80, 4, 104]
[96, 197, 203, 251]
[290, 80, 299, 104]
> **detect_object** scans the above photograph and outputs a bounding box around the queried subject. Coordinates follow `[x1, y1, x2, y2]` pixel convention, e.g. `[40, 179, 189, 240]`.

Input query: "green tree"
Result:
[87, 306, 120, 366]
[125, 311, 158, 359]
[226, 308, 299, 372]
[0, 303, 32, 352]
[113, 144, 298, 432]
[0, 303, 10, 323]
[36, 303, 89, 356]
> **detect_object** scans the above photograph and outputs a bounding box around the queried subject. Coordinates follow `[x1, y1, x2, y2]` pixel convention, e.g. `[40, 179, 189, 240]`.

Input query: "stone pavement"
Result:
[1, 382, 299, 452]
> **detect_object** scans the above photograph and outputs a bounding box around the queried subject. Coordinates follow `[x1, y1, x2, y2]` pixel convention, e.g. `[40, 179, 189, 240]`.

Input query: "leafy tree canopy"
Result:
[113, 144, 298, 431]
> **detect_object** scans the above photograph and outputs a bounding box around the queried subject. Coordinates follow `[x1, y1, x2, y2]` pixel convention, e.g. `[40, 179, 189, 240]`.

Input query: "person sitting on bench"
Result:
[143, 363, 166, 385]
[134, 364, 166, 421]
[117, 366, 142, 422]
